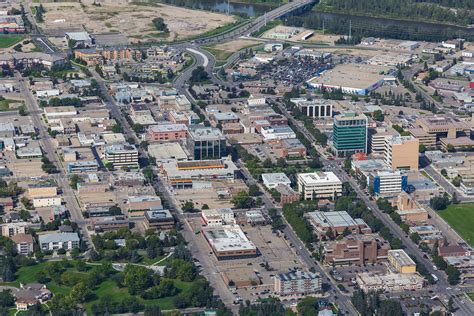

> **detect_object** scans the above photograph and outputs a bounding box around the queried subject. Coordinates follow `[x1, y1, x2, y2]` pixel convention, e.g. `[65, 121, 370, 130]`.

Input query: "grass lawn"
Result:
[0, 99, 20, 111]
[439, 203, 474, 246]
[201, 46, 233, 62]
[0, 35, 24, 48]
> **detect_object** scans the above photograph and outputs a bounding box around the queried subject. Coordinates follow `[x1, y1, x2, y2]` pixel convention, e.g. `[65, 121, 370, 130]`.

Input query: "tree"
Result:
[446, 265, 460, 285]
[248, 184, 260, 197]
[0, 290, 14, 307]
[430, 195, 450, 211]
[190, 66, 209, 83]
[69, 174, 82, 189]
[231, 191, 255, 209]
[152, 17, 169, 32]
[343, 158, 352, 171]
[419, 144, 426, 153]
[70, 282, 92, 303]
[373, 110, 384, 122]
[446, 144, 455, 153]
[410, 232, 421, 244]
[297, 297, 319, 316]
[144, 305, 162, 316]
[123, 265, 153, 295]
[181, 201, 195, 213]
[112, 124, 123, 133]
[132, 123, 144, 134]
[109, 205, 122, 215]
[440, 169, 448, 177]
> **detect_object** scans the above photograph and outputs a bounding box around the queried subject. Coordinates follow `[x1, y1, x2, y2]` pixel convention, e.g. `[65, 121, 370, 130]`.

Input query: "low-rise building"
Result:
[261, 173, 292, 190]
[11, 234, 34, 255]
[291, 98, 333, 118]
[32, 196, 61, 208]
[201, 224, 257, 260]
[297, 172, 342, 200]
[388, 249, 416, 273]
[274, 271, 322, 296]
[308, 211, 371, 238]
[201, 208, 234, 226]
[395, 192, 428, 223]
[1, 222, 29, 237]
[144, 209, 175, 230]
[147, 124, 188, 142]
[369, 170, 407, 197]
[275, 184, 300, 205]
[104, 144, 139, 169]
[356, 272, 424, 292]
[38, 232, 80, 251]
[127, 195, 162, 216]
[261, 125, 296, 141]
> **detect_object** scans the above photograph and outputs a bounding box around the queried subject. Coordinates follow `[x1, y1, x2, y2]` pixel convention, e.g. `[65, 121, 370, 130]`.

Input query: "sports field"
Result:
[439, 203, 474, 246]
[0, 35, 24, 48]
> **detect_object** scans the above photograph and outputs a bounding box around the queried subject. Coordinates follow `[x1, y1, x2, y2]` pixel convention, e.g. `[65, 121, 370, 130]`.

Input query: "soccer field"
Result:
[439, 203, 474, 246]
[0, 35, 24, 48]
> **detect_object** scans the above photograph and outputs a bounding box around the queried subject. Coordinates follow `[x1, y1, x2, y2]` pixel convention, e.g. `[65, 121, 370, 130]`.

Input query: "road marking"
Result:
[186, 48, 209, 67]
[36, 37, 55, 53]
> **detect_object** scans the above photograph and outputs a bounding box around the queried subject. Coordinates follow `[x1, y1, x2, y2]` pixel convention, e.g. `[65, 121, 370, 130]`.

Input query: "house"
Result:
[14, 284, 51, 311]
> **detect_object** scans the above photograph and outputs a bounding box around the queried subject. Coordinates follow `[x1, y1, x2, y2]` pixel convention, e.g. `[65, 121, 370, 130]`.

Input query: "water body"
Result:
[296, 11, 474, 41]
[154, 0, 277, 17]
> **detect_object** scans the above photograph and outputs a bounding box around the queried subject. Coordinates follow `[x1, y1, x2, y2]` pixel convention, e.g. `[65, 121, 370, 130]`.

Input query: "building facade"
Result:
[274, 271, 322, 296]
[333, 112, 368, 157]
[384, 135, 419, 170]
[186, 126, 227, 160]
[297, 172, 342, 200]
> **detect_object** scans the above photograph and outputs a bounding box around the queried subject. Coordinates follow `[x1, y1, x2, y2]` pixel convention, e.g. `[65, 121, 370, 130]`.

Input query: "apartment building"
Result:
[292, 98, 333, 118]
[297, 172, 342, 200]
[11, 234, 34, 255]
[38, 232, 80, 251]
[384, 135, 419, 170]
[1, 222, 29, 237]
[388, 249, 416, 273]
[274, 271, 322, 296]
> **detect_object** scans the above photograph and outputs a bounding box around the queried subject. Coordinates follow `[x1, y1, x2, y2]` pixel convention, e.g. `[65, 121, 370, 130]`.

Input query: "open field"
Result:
[439, 203, 474, 246]
[0, 99, 19, 111]
[203, 39, 262, 62]
[0, 35, 24, 49]
[39, 0, 235, 42]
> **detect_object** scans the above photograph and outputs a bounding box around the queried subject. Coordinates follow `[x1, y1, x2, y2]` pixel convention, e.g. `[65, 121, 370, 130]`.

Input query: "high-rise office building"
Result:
[333, 112, 368, 157]
[186, 126, 227, 160]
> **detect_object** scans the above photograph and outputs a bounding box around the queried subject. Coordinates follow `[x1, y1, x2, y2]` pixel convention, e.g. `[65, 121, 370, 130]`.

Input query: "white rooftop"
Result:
[298, 172, 341, 185]
[202, 224, 256, 252]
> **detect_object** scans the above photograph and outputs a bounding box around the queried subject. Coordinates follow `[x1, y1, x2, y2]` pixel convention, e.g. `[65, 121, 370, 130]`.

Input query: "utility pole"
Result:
[322, 20, 325, 35]
[227, 0, 230, 15]
[264, 11, 267, 27]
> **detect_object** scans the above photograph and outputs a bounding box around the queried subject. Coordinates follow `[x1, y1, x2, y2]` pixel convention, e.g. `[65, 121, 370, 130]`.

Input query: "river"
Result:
[152, 0, 279, 17]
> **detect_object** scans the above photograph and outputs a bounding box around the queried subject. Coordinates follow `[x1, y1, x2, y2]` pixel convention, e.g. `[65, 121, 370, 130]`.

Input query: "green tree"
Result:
[248, 184, 260, 197]
[123, 265, 153, 295]
[410, 232, 421, 244]
[231, 191, 255, 209]
[181, 201, 195, 212]
[297, 297, 319, 316]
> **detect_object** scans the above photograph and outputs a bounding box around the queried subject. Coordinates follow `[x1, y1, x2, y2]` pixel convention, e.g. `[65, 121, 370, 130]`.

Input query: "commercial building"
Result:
[160, 158, 238, 189]
[332, 112, 368, 157]
[308, 211, 371, 238]
[260, 125, 296, 141]
[0, 52, 65, 70]
[91, 216, 130, 232]
[275, 184, 300, 205]
[384, 135, 419, 170]
[291, 98, 333, 118]
[261, 173, 292, 190]
[388, 249, 416, 273]
[201, 224, 257, 260]
[67, 161, 99, 173]
[27, 183, 58, 199]
[307, 64, 393, 95]
[297, 172, 342, 200]
[0, 15, 25, 33]
[144, 209, 175, 230]
[369, 127, 398, 156]
[274, 271, 322, 296]
[11, 234, 34, 255]
[323, 233, 390, 265]
[104, 144, 139, 169]
[395, 192, 428, 223]
[148, 143, 188, 162]
[147, 124, 188, 142]
[32, 197, 62, 208]
[38, 232, 80, 251]
[369, 170, 408, 196]
[186, 126, 227, 160]
[415, 116, 471, 142]
[270, 138, 307, 159]
[201, 208, 235, 226]
[356, 272, 424, 292]
[127, 195, 162, 215]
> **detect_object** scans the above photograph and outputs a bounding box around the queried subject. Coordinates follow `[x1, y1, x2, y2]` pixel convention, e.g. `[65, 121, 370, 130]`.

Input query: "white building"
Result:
[261, 173, 292, 190]
[38, 232, 80, 251]
[32, 196, 62, 208]
[291, 98, 333, 118]
[201, 208, 234, 226]
[275, 271, 322, 296]
[1, 222, 29, 237]
[369, 170, 407, 196]
[356, 272, 424, 292]
[36, 89, 60, 98]
[297, 172, 342, 200]
[261, 125, 296, 141]
[104, 144, 139, 169]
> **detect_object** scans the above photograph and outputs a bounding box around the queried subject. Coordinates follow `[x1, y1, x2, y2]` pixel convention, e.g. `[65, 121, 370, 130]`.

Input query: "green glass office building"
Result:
[333, 112, 368, 157]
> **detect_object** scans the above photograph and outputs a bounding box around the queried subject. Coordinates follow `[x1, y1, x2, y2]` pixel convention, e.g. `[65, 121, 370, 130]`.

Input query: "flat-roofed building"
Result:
[408, 128, 437, 147]
[307, 64, 393, 95]
[160, 158, 238, 189]
[104, 144, 139, 169]
[261, 173, 291, 190]
[186, 126, 227, 160]
[297, 172, 342, 200]
[388, 249, 416, 273]
[91, 216, 130, 232]
[292, 98, 333, 118]
[144, 209, 175, 230]
[270, 138, 307, 159]
[323, 233, 390, 265]
[275, 184, 300, 205]
[43, 106, 77, 120]
[384, 135, 419, 170]
[201, 208, 234, 226]
[308, 211, 371, 238]
[27, 183, 57, 199]
[261, 125, 296, 141]
[356, 272, 424, 292]
[127, 195, 162, 216]
[369, 170, 408, 197]
[32, 196, 61, 208]
[369, 127, 398, 156]
[1, 222, 29, 237]
[147, 124, 188, 142]
[201, 224, 257, 260]
[416, 116, 471, 140]
[67, 161, 98, 173]
[333, 112, 368, 157]
[148, 143, 188, 162]
[274, 271, 321, 296]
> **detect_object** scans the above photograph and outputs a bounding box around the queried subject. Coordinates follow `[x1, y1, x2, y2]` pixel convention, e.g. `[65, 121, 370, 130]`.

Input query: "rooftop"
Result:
[148, 123, 188, 133]
[148, 143, 187, 161]
[145, 209, 173, 220]
[277, 270, 321, 282]
[38, 232, 79, 244]
[308, 211, 365, 229]
[261, 173, 291, 184]
[202, 224, 256, 252]
[188, 126, 225, 140]
[388, 249, 416, 266]
[298, 172, 341, 185]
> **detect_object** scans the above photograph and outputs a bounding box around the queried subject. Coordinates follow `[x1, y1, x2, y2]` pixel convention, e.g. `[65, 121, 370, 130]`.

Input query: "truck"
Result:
[431, 274, 439, 283]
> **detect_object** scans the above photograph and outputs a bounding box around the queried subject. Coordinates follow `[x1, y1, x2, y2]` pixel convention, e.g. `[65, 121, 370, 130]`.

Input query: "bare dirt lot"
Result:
[39, 0, 235, 42]
[213, 39, 262, 53]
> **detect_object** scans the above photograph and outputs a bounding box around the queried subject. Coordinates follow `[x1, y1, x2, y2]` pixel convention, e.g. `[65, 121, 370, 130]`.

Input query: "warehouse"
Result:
[307, 64, 394, 96]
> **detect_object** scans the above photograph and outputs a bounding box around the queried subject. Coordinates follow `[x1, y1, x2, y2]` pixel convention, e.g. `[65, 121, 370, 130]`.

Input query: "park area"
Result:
[38, 0, 235, 42]
[439, 203, 474, 246]
[0, 35, 24, 48]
